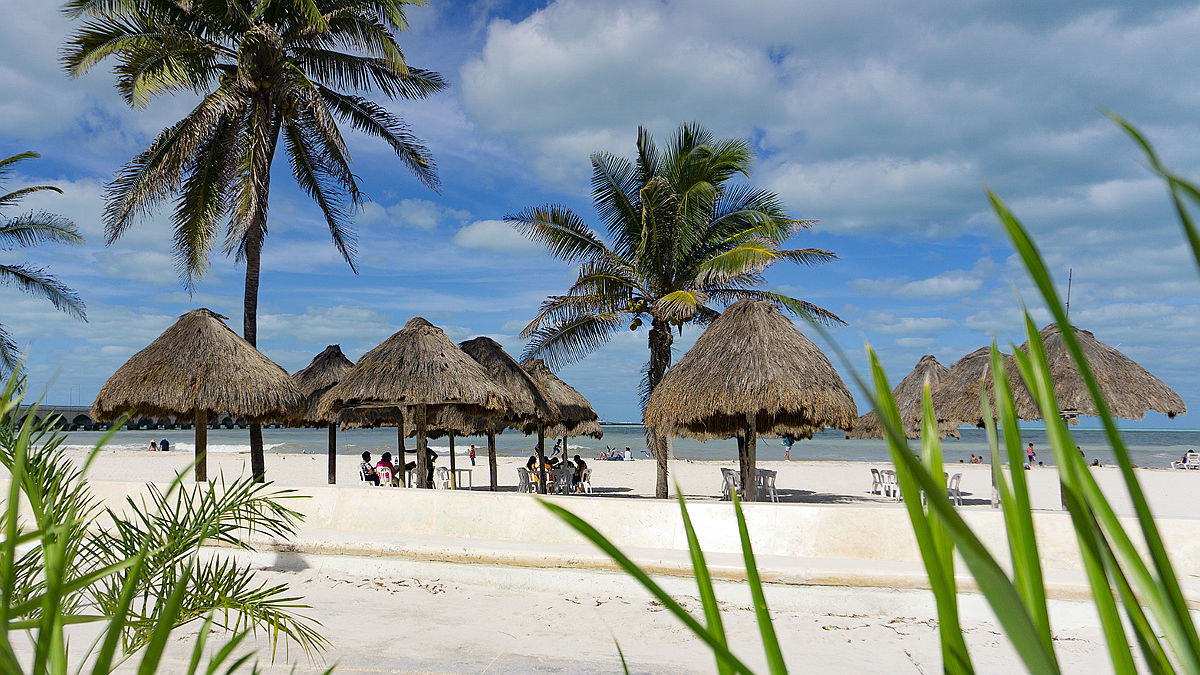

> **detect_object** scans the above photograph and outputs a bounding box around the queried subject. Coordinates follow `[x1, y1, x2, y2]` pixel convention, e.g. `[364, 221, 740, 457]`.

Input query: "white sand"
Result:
[78, 445, 1200, 519]
[25, 447, 1198, 672]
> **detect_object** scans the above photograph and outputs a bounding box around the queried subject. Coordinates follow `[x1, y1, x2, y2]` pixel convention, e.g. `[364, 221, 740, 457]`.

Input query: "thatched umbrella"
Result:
[291, 345, 353, 484]
[1010, 323, 1186, 421]
[317, 317, 512, 488]
[92, 308, 302, 482]
[523, 358, 602, 492]
[643, 299, 857, 501]
[454, 337, 559, 491]
[848, 355, 958, 439]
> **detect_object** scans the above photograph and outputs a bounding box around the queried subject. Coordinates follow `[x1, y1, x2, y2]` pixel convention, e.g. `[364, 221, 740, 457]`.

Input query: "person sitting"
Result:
[376, 452, 397, 486]
[968, 453, 976, 463]
[160, 438, 170, 452]
[149, 441, 158, 451]
[1092, 458, 1102, 467]
[573, 455, 587, 493]
[360, 451, 380, 485]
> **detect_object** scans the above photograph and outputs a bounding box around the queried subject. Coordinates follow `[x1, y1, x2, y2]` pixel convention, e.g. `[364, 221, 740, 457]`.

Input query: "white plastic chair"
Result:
[880, 470, 901, 502]
[434, 466, 452, 490]
[376, 465, 394, 487]
[758, 469, 779, 503]
[517, 467, 535, 494]
[947, 472, 963, 506]
[869, 468, 883, 495]
[1172, 451, 1200, 469]
[579, 468, 593, 494]
[720, 468, 742, 501]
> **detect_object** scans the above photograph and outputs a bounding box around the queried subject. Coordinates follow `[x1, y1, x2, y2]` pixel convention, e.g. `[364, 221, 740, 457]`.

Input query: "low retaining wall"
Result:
[70, 481, 1200, 583]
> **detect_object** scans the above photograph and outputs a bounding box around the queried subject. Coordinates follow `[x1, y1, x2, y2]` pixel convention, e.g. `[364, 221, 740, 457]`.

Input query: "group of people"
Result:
[596, 447, 631, 461]
[147, 439, 170, 452]
[360, 448, 438, 487]
[526, 443, 588, 493]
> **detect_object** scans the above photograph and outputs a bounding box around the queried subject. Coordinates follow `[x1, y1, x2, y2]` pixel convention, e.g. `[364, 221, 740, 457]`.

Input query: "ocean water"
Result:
[61, 424, 1200, 468]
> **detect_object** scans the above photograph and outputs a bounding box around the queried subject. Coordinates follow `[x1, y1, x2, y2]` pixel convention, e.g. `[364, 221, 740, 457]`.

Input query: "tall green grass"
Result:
[544, 116, 1200, 673]
[0, 375, 331, 673]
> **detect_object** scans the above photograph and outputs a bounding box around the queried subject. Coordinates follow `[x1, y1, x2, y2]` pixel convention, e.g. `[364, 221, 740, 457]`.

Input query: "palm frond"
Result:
[0, 152, 40, 175]
[653, 289, 708, 323]
[520, 293, 624, 339]
[521, 311, 625, 370]
[0, 217, 82, 249]
[0, 186, 65, 212]
[282, 115, 359, 271]
[506, 204, 614, 264]
[706, 288, 844, 326]
[294, 48, 445, 99]
[0, 324, 19, 376]
[172, 110, 239, 286]
[0, 264, 87, 321]
[589, 152, 642, 257]
[317, 86, 439, 189]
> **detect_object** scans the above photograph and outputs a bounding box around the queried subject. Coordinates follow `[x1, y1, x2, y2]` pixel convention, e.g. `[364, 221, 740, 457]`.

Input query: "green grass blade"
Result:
[90, 549, 148, 675]
[539, 499, 755, 674]
[675, 484, 732, 675]
[729, 489, 786, 675]
[185, 614, 216, 675]
[137, 558, 194, 675]
[992, 190, 1200, 668]
[615, 637, 631, 675]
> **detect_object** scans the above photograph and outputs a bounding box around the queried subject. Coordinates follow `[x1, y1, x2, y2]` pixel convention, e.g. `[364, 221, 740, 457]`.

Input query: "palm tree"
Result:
[0, 152, 86, 375]
[509, 123, 842, 498]
[63, 0, 444, 481]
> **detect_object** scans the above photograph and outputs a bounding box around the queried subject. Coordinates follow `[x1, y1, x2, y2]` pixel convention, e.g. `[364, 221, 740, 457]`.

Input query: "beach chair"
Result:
[880, 470, 901, 501]
[1172, 451, 1200, 469]
[517, 467, 535, 494]
[758, 469, 779, 503]
[869, 468, 883, 495]
[434, 466, 452, 490]
[720, 468, 742, 501]
[579, 468, 593, 494]
[947, 473, 963, 506]
[376, 465, 394, 487]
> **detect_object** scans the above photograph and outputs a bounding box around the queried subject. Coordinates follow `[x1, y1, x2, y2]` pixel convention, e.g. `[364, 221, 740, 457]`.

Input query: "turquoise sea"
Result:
[61, 424, 1200, 469]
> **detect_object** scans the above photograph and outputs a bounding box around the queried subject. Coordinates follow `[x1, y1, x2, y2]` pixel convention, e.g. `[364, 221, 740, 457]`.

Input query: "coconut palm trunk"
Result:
[195, 409, 208, 482]
[487, 431, 498, 491]
[327, 423, 336, 484]
[646, 318, 674, 498]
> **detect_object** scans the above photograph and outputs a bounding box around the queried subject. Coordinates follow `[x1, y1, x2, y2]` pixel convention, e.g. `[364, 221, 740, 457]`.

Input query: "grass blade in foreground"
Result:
[676, 487, 734, 675]
[729, 490, 787, 675]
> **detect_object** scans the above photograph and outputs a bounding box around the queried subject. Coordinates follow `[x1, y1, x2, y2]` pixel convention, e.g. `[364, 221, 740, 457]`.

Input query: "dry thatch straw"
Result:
[928, 346, 1023, 431]
[643, 299, 856, 500]
[460, 337, 558, 433]
[292, 345, 354, 485]
[848, 355, 958, 439]
[1010, 323, 1187, 421]
[318, 317, 512, 420]
[291, 345, 353, 425]
[318, 317, 513, 488]
[91, 308, 302, 481]
[522, 359, 600, 436]
[644, 300, 857, 441]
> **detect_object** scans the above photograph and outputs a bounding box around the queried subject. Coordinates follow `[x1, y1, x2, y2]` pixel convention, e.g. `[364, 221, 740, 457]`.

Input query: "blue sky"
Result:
[1, 0, 1198, 425]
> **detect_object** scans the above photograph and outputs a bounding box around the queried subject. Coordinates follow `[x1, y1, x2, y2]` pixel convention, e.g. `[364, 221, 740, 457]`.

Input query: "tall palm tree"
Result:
[0, 152, 86, 375]
[63, 0, 444, 481]
[509, 123, 842, 498]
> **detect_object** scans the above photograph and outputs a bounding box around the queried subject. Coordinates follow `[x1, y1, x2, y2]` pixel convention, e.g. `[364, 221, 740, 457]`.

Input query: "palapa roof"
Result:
[848, 354, 959, 439]
[290, 345, 354, 425]
[643, 299, 857, 440]
[457, 337, 558, 434]
[523, 358, 602, 437]
[928, 346, 1024, 430]
[92, 308, 302, 422]
[1009, 323, 1186, 420]
[317, 317, 512, 422]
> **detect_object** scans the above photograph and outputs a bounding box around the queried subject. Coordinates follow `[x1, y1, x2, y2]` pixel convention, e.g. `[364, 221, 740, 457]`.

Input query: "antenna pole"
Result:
[1065, 268, 1073, 320]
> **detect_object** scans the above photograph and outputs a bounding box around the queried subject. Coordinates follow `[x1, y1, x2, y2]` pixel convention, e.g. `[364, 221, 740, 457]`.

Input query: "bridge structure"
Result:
[9, 405, 286, 431]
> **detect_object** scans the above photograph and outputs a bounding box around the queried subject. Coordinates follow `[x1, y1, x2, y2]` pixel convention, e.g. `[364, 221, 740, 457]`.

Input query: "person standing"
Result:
[469, 444, 477, 466]
[782, 436, 794, 460]
[1026, 443, 1036, 465]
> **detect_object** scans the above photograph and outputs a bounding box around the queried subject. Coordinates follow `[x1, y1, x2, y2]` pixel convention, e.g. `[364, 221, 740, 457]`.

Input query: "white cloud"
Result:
[452, 219, 542, 254]
[358, 198, 470, 230]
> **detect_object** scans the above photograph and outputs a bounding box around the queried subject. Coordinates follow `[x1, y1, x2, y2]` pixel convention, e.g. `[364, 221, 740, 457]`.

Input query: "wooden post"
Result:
[415, 404, 429, 489]
[194, 409, 207, 482]
[449, 431, 457, 488]
[743, 412, 758, 502]
[397, 409, 406, 487]
[327, 423, 336, 484]
[536, 426, 548, 494]
[487, 431, 498, 491]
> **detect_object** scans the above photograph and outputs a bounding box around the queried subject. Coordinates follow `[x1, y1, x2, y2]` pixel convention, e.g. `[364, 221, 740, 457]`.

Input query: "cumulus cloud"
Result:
[358, 198, 470, 230]
[453, 219, 542, 254]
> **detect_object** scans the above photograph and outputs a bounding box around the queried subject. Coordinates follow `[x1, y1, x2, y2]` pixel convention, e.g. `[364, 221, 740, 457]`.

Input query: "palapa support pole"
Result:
[327, 423, 337, 485]
[487, 431, 498, 491]
[397, 409, 406, 487]
[536, 426, 548, 494]
[743, 412, 758, 502]
[194, 409, 208, 482]
[415, 404, 429, 489]
[449, 431, 457, 488]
